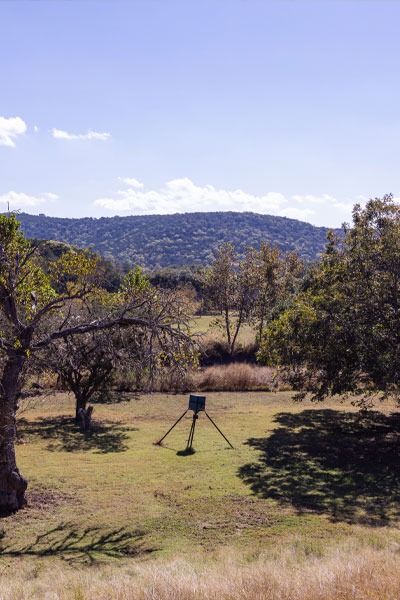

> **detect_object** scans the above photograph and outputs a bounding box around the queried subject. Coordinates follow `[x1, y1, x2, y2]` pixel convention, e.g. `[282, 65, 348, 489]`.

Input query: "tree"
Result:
[249, 243, 303, 342]
[258, 194, 400, 404]
[203, 242, 303, 354]
[44, 281, 195, 422]
[43, 328, 118, 423]
[203, 243, 257, 354]
[0, 215, 194, 512]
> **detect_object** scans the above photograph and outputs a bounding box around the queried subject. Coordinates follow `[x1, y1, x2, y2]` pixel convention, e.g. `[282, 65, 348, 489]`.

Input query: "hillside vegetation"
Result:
[16, 211, 336, 269]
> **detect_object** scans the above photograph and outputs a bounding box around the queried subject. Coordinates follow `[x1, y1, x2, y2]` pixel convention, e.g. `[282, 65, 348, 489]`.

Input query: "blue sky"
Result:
[1, 0, 399, 227]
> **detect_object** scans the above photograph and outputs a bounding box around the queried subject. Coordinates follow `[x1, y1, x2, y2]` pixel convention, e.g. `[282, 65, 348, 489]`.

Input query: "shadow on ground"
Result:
[0, 524, 155, 564]
[17, 417, 136, 453]
[238, 409, 400, 525]
[92, 391, 140, 404]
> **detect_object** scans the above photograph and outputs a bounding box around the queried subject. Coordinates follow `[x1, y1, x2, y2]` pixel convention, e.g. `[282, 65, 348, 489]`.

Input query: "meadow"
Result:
[3, 390, 400, 599]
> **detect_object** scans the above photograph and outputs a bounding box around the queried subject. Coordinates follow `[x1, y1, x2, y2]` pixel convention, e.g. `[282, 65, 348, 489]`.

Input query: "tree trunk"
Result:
[78, 405, 93, 433]
[258, 316, 264, 345]
[231, 310, 244, 355]
[224, 308, 231, 348]
[74, 393, 87, 422]
[0, 355, 28, 513]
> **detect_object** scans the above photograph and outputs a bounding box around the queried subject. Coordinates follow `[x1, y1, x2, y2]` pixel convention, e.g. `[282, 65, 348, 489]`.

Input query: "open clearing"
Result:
[4, 391, 400, 598]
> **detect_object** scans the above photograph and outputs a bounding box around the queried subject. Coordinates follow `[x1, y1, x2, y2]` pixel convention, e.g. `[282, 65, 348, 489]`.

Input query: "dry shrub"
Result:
[141, 363, 277, 393]
[2, 545, 400, 599]
[194, 363, 275, 392]
[27, 363, 281, 396]
[153, 369, 195, 393]
[278, 383, 292, 392]
[112, 369, 145, 392]
[140, 363, 276, 393]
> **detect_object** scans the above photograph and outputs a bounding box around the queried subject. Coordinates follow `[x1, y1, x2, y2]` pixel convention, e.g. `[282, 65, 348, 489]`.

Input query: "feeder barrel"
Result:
[188, 394, 206, 412]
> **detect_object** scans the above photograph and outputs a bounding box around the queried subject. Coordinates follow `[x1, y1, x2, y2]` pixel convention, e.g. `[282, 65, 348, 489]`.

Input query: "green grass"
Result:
[5, 391, 400, 570]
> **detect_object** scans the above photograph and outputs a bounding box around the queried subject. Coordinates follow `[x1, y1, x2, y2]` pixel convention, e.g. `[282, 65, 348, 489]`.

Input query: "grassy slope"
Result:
[7, 391, 400, 573]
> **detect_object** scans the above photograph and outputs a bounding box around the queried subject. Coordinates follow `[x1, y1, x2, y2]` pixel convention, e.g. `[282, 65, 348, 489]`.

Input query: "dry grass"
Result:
[2, 543, 400, 599]
[38, 364, 278, 395]
[151, 363, 278, 393]
[194, 363, 275, 391]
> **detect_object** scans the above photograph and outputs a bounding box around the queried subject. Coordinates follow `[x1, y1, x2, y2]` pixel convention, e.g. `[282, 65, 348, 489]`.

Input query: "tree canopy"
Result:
[204, 242, 303, 354]
[259, 195, 400, 404]
[16, 211, 335, 269]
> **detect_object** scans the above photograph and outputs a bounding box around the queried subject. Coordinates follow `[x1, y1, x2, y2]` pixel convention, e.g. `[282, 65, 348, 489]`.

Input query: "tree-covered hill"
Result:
[16, 212, 337, 269]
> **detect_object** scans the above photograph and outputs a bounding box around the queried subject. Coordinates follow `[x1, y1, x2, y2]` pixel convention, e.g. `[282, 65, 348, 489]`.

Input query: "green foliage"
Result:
[0, 213, 200, 513]
[247, 242, 303, 340]
[259, 194, 400, 404]
[203, 242, 303, 354]
[148, 264, 204, 294]
[49, 248, 99, 294]
[120, 265, 151, 299]
[31, 238, 123, 292]
[15, 211, 336, 269]
[203, 243, 251, 353]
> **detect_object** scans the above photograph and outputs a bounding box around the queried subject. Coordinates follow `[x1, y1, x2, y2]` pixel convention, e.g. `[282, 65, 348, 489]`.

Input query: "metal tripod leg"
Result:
[205, 411, 234, 448]
[186, 412, 198, 450]
[155, 410, 188, 445]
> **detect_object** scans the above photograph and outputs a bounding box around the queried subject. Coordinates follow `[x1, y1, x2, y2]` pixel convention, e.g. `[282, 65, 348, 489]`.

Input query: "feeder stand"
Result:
[155, 394, 234, 450]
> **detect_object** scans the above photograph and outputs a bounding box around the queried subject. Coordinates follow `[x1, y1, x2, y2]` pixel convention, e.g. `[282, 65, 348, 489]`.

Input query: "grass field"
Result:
[4, 391, 400, 598]
[189, 313, 256, 346]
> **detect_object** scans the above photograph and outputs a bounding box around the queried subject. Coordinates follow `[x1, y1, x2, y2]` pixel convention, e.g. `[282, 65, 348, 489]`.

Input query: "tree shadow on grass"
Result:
[238, 409, 400, 525]
[17, 417, 136, 453]
[92, 391, 141, 405]
[0, 524, 155, 564]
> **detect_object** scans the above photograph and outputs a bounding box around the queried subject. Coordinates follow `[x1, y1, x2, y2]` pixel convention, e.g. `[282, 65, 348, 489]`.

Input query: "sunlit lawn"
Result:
[4, 390, 400, 570]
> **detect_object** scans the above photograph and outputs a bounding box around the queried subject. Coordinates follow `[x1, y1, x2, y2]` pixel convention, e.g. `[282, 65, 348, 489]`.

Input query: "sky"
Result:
[1, 0, 400, 227]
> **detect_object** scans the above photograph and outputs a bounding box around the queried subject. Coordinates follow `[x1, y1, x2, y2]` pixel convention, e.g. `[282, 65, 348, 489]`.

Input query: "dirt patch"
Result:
[26, 488, 74, 512]
[2, 485, 77, 524]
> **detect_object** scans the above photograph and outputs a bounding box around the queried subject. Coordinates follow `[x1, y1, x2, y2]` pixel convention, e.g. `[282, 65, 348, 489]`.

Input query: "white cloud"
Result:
[95, 178, 289, 215]
[43, 192, 58, 201]
[119, 177, 144, 189]
[0, 116, 27, 147]
[52, 128, 110, 141]
[0, 191, 58, 209]
[333, 195, 368, 213]
[34, 125, 39, 133]
[93, 177, 368, 226]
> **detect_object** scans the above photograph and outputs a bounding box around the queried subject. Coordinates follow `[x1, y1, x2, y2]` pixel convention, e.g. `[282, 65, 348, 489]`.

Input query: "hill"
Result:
[16, 211, 336, 269]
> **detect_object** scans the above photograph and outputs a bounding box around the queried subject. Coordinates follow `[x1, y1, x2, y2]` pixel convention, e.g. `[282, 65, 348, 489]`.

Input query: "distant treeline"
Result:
[17, 211, 337, 269]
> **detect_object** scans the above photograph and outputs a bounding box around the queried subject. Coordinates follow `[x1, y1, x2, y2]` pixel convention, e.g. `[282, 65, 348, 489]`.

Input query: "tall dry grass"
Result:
[194, 362, 276, 391]
[2, 544, 400, 599]
[151, 363, 277, 393]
